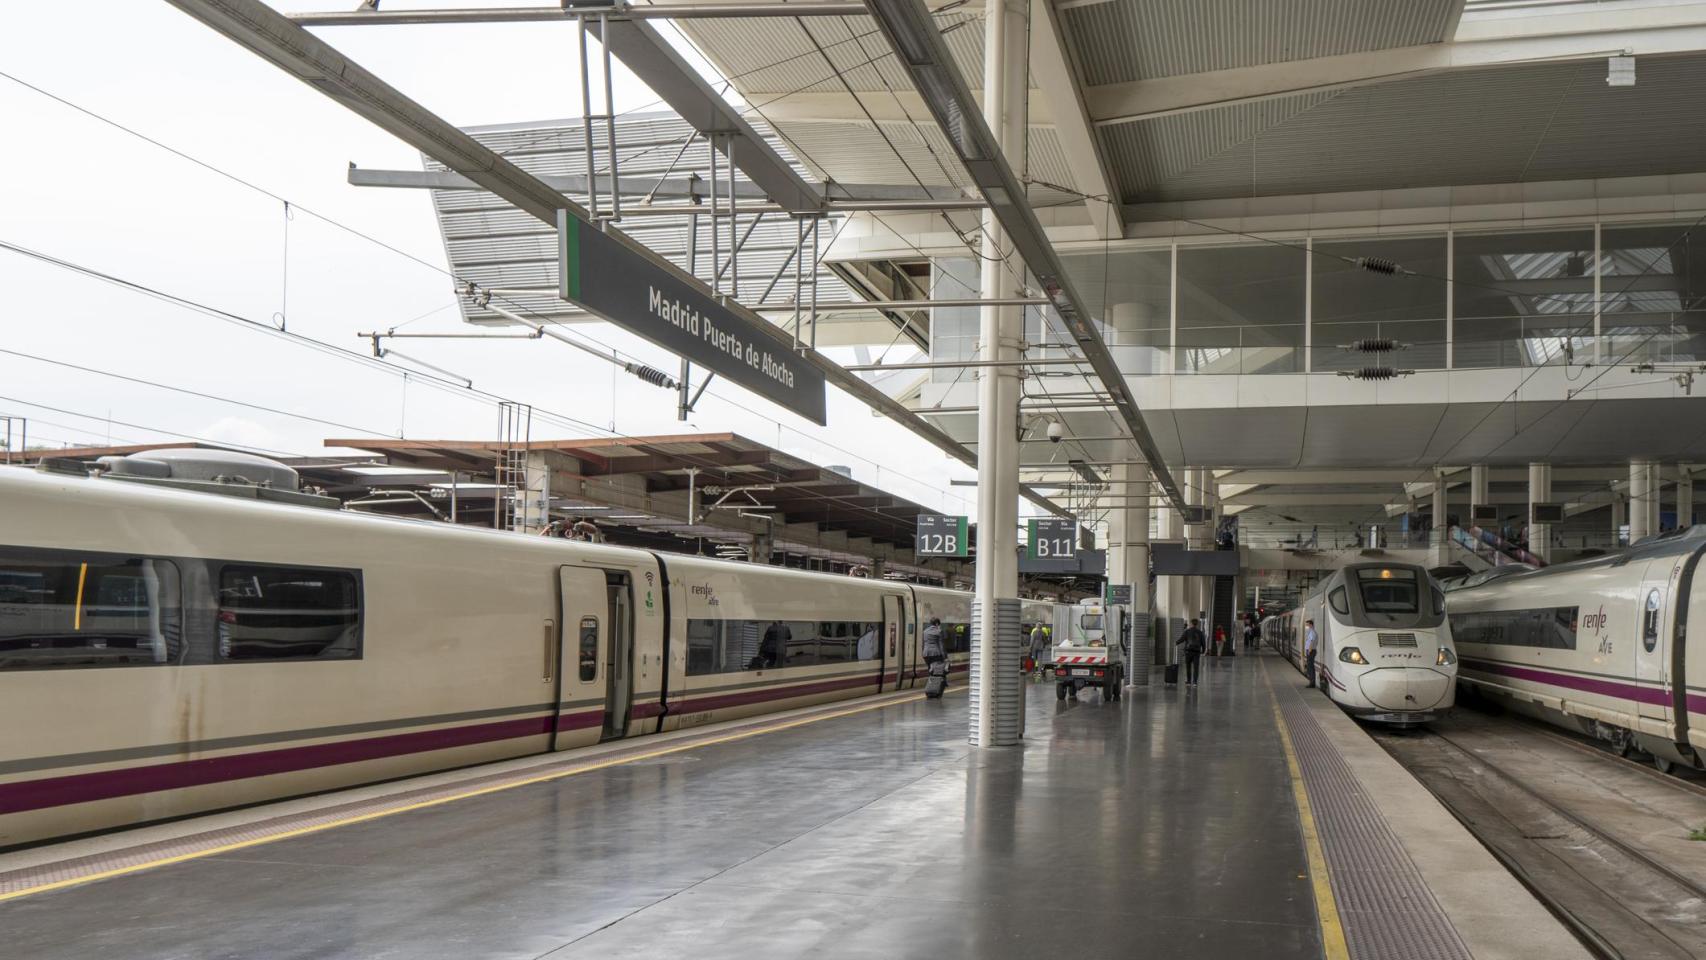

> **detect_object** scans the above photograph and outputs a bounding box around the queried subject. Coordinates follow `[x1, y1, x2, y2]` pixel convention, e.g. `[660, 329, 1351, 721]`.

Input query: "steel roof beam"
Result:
[1027, 0, 1120, 238]
[165, 0, 1067, 518]
[347, 166, 984, 211]
[587, 16, 824, 214]
[290, 4, 873, 26]
[861, 0, 1186, 513]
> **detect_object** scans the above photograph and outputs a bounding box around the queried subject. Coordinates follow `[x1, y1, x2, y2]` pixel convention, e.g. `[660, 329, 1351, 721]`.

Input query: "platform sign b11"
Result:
[916, 514, 969, 558]
[1027, 518, 1078, 560]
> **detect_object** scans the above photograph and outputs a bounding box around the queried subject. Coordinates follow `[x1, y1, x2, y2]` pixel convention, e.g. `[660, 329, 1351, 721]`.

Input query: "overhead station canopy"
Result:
[323, 432, 971, 575]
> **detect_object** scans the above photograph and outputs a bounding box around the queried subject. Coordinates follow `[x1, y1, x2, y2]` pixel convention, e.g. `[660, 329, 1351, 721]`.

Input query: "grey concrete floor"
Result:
[5, 655, 1321, 960]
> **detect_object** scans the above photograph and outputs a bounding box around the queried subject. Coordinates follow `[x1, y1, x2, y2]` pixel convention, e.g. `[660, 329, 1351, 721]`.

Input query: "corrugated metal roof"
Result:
[678, 11, 988, 97]
[1065, 0, 1461, 87]
[427, 115, 855, 327]
[1101, 52, 1706, 203]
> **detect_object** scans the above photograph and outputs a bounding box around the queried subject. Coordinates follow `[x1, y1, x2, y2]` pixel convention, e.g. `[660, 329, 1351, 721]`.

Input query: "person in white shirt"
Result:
[1303, 619, 1319, 689]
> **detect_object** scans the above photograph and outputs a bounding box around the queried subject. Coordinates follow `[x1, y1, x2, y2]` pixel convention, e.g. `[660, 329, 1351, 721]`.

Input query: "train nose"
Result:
[1358, 667, 1451, 711]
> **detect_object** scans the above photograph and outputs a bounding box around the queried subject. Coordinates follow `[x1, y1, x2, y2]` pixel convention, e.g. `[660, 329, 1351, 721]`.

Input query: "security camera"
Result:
[1046, 420, 1065, 444]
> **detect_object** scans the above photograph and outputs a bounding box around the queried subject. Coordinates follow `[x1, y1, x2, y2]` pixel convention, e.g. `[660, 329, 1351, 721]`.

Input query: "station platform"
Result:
[0, 653, 1585, 960]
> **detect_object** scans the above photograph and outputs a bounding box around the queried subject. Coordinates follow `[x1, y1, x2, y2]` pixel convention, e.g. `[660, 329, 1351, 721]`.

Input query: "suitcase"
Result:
[1164, 663, 1180, 685]
[925, 659, 949, 699]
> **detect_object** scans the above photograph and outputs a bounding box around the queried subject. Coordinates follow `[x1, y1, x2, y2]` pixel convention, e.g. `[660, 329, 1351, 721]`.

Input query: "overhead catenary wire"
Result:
[0, 64, 981, 512]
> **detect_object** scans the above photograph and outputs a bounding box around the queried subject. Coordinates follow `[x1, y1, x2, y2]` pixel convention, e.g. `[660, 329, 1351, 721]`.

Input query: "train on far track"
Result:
[1445, 527, 1706, 773]
[1263, 561, 1458, 724]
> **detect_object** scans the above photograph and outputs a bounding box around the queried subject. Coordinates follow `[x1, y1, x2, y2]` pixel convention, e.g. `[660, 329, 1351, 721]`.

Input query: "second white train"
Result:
[1265, 562, 1458, 724]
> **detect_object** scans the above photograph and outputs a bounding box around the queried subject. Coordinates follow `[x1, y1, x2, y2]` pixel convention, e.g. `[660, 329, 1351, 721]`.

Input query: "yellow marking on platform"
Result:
[0, 686, 959, 903]
[1262, 661, 1352, 960]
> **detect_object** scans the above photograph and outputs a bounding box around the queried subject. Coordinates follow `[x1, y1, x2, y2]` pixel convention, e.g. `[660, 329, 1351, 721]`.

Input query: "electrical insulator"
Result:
[628, 364, 676, 389]
[1355, 256, 1398, 275]
[1350, 338, 1398, 353]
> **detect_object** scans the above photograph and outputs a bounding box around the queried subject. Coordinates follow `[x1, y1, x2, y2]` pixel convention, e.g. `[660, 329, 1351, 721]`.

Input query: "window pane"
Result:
[1453, 229, 1594, 369]
[1177, 242, 1306, 374]
[1313, 235, 1447, 371]
[578, 616, 598, 681]
[1449, 607, 1578, 649]
[1062, 248, 1171, 374]
[217, 565, 362, 661]
[0, 548, 182, 670]
[1600, 222, 1706, 366]
[930, 258, 979, 384]
[1355, 568, 1419, 614]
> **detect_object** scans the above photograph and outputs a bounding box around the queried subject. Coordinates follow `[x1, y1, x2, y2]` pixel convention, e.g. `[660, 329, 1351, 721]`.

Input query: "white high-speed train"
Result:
[0, 453, 1050, 848]
[1447, 528, 1706, 772]
[1264, 561, 1458, 724]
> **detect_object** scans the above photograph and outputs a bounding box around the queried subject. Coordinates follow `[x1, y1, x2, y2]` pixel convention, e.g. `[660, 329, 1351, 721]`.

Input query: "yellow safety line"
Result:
[72, 562, 86, 632]
[0, 686, 961, 903]
[1262, 660, 1352, 960]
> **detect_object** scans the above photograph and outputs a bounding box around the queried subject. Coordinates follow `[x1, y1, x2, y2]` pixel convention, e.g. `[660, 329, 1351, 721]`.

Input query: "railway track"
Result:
[1374, 713, 1706, 960]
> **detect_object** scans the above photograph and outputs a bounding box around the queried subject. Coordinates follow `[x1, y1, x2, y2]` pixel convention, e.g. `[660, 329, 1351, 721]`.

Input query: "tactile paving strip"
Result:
[0, 690, 923, 898]
[1273, 668, 1473, 960]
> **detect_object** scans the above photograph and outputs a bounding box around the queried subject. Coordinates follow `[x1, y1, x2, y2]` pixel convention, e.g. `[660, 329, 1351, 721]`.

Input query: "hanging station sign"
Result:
[558, 211, 828, 424]
[915, 514, 970, 558]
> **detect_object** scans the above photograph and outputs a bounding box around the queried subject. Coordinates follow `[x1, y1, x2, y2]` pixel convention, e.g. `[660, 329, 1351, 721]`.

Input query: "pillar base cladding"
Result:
[969, 598, 1024, 747]
[1128, 611, 1153, 686]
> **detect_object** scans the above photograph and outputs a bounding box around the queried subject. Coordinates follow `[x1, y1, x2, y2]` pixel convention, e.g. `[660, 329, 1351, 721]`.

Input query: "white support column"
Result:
[1528, 462, 1552, 564]
[1470, 463, 1489, 520]
[1648, 460, 1664, 537]
[1156, 492, 1182, 663]
[1679, 464, 1694, 530]
[1110, 465, 1152, 685]
[969, 0, 1027, 749]
[1431, 466, 1449, 566]
[1629, 460, 1653, 544]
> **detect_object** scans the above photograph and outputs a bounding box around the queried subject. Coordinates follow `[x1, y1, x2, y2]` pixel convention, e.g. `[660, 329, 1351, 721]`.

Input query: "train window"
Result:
[1328, 588, 1350, 616]
[1449, 607, 1578, 650]
[1354, 568, 1420, 614]
[578, 616, 598, 681]
[1644, 589, 1661, 653]
[216, 565, 361, 661]
[685, 617, 884, 675]
[0, 548, 183, 670]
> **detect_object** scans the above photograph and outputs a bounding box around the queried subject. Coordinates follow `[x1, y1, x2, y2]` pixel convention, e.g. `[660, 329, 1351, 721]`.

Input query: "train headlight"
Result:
[1436, 647, 1457, 667]
[1339, 647, 1368, 665]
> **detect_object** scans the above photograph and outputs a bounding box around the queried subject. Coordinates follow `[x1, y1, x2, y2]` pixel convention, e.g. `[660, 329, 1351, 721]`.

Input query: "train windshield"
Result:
[1354, 568, 1420, 615]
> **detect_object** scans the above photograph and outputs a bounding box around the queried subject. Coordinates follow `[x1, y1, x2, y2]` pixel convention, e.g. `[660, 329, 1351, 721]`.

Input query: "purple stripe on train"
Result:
[0, 672, 907, 815]
[1460, 657, 1706, 713]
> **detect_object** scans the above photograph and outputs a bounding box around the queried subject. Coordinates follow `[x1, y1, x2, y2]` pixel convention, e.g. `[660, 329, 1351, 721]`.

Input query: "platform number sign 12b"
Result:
[916, 515, 969, 558]
[1028, 518, 1078, 560]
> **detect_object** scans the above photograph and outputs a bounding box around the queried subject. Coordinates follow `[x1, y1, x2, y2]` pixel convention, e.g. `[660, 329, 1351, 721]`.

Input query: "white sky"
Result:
[0, 0, 983, 517]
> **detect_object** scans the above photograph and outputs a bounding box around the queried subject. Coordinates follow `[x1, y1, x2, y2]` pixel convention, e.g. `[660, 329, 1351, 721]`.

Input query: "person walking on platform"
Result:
[1175, 619, 1206, 686]
[922, 617, 947, 687]
[1303, 618, 1319, 689]
[1028, 623, 1049, 677]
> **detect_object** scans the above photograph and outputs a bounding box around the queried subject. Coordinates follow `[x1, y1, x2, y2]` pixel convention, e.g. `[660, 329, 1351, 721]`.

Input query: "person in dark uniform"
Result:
[1303, 619, 1319, 689]
[1174, 619, 1206, 686]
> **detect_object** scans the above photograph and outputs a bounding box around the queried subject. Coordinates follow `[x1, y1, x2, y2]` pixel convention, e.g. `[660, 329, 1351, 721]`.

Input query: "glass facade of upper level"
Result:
[927, 217, 1706, 379]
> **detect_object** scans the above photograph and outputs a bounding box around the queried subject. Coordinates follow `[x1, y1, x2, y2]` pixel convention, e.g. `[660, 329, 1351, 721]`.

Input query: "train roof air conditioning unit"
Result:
[81, 448, 340, 509]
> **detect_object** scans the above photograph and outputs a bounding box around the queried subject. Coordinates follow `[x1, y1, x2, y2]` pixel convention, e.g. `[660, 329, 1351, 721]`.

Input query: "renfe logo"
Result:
[1582, 606, 1608, 633]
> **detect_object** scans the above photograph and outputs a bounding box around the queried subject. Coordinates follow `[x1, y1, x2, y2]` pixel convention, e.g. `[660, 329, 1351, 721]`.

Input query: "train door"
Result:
[1636, 568, 1672, 730]
[556, 566, 636, 745]
[557, 566, 607, 749]
[883, 594, 905, 690]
